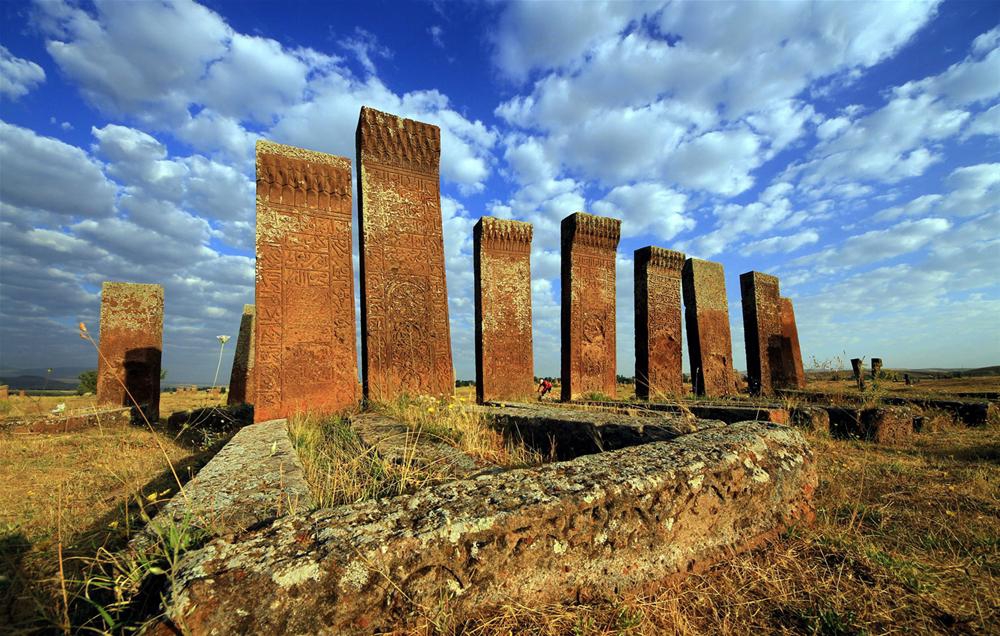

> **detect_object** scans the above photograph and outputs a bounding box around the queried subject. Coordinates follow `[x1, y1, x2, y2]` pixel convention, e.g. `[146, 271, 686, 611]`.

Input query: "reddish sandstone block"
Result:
[356, 106, 454, 401]
[254, 141, 359, 422]
[227, 304, 255, 406]
[474, 217, 534, 404]
[561, 212, 621, 401]
[682, 259, 735, 397]
[779, 297, 806, 389]
[740, 271, 782, 396]
[634, 246, 685, 399]
[97, 282, 163, 422]
[0, 385, 8, 399]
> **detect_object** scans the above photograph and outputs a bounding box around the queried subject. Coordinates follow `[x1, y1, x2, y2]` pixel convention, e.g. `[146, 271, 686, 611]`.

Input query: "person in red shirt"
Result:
[537, 378, 553, 400]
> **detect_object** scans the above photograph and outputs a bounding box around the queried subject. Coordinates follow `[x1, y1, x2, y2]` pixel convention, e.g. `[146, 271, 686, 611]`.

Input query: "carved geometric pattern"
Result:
[634, 246, 685, 399]
[356, 106, 454, 401]
[254, 141, 359, 422]
[682, 259, 736, 397]
[561, 212, 621, 401]
[474, 217, 534, 403]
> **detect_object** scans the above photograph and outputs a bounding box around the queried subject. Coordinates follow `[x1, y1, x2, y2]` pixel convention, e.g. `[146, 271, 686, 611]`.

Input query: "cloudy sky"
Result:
[1, 0, 998, 384]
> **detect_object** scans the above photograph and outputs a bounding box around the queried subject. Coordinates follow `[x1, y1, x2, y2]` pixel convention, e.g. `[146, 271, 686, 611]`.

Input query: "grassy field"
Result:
[2, 390, 998, 633]
[0, 389, 228, 424]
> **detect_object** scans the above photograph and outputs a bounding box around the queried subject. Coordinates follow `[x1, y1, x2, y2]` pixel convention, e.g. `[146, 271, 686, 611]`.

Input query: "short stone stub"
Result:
[227, 304, 256, 406]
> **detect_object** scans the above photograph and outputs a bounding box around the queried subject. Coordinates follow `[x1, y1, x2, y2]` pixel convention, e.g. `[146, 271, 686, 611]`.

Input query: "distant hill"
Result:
[0, 375, 79, 391]
[0, 366, 92, 385]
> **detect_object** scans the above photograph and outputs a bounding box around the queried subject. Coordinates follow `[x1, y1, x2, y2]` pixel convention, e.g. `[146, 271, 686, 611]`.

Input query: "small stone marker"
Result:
[778, 297, 806, 389]
[904, 373, 912, 386]
[97, 281, 163, 422]
[0, 385, 8, 399]
[740, 271, 782, 396]
[227, 304, 255, 406]
[634, 246, 685, 399]
[871, 357, 883, 380]
[254, 141, 359, 422]
[356, 106, 454, 400]
[560, 212, 621, 401]
[682, 258, 736, 397]
[474, 217, 534, 403]
[18, 389, 26, 398]
[851, 358, 866, 391]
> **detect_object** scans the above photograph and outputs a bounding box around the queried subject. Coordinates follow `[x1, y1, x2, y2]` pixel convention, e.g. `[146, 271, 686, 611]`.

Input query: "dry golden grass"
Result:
[0, 389, 227, 425]
[808, 375, 1000, 398]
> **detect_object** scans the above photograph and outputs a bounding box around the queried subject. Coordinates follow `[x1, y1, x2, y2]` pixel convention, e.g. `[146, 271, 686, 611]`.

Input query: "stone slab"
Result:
[254, 141, 359, 422]
[740, 271, 781, 396]
[161, 422, 816, 634]
[227, 304, 255, 406]
[2, 407, 131, 434]
[634, 246, 685, 399]
[97, 281, 163, 422]
[474, 217, 534, 404]
[357, 106, 454, 401]
[778, 297, 806, 389]
[569, 400, 789, 426]
[561, 212, 621, 401]
[827, 406, 914, 444]
[777, 389, 996, 426]
[682, 259, 735, 397]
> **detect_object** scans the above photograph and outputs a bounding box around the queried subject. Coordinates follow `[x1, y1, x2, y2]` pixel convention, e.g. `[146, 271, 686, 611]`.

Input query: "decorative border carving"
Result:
[357, 106, 441, 176]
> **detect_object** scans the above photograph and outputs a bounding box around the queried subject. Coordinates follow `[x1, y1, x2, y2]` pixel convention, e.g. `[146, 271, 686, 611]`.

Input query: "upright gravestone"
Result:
[97, 282, 163, 422]
[561, 212, 621, 401]
[227, 304, 256, 406]
[634, 246, 685, 399]
[682, 259, 736, 397]
[474, 217, 534, 404]
[851, 358, 866, 391]
[740, 271, 782, 396]
[778, 297, 806, 389]
[0, 385, 8, 399]
[254, 141, 359, 422]
[871, 358, 883, 380]
[356, 106, 454, 400]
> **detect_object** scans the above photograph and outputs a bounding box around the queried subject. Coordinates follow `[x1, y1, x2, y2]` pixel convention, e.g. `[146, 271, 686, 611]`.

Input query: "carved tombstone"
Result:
[474, 217, 534, 404]
[561, 212, 621, 401]
[682, 259, 735, 397]
[634, 246, 685, 399]
[356, 106, 454, 400]
[871, 358, 883, 380]
[778, 297, 806, 389]
[254, 141, 359, 422]
[97, 282, 163, 422]
[740, 271, 782, 396]
[227, 304, 256, 406]
[851, 358, 866, 391]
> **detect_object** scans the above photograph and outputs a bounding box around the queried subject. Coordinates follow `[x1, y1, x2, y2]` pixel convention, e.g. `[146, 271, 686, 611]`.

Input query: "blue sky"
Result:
[1, 0, 998, 384]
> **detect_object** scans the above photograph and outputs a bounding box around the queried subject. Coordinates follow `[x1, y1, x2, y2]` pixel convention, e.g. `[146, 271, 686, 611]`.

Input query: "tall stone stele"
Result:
[356, 106, 454, 401]
[740, 271, 782, 396]
[682, 259, 736, 397]
[254, 141, 359, 422]
[474, 217, 534, 404]
[634, 246, 686, 399]
[561, 212, 621, 401]
[227, 304, 255, 406]
[97, 282, 163, 422]
[778, 297, 806, 389]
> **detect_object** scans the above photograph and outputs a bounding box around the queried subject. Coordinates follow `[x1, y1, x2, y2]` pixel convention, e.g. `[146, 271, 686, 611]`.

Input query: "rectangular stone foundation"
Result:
[162, 421, 815, 634]
[740, 271, 781, 396]
[227, 304, 255, 406]
[474, 217, 534, 404]
[682, 259, 735, 397]
[634, 246, 685, 399]
[357, 106, 454, 401]
[561, 212, 621, 401]
[827, 406, 915, 444]
[97, 281, 163, 422]
[254, 141, 359, 422]
[778, 297, 806, 389]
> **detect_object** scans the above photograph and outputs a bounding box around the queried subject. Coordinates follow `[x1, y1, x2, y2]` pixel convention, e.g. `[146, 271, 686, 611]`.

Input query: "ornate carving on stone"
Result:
[561, 212, 621, 401]
[779, 297, 806, 389]
[97, 282, 163, 422]
[634, 246, 685, 399]
[254, 141, 358, 422]
[356, 106, 454, 401]
[682, 259, 736, 397]
[227, 304, 256, 406]
[740, 271, 782, 396]
[474, 217, 534, 404]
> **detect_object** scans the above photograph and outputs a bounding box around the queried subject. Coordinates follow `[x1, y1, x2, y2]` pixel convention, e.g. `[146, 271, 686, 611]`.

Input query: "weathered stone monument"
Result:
[561, 212, 621, 401]
[779, 297, 806, 389]
[356, 106, 454, 400]
[871, 358, 883, 380]
[474, 217, 534, 403]
[97, 282, 163, 422]
[634, 246, 685, 399]
[683, 259, 736, 397]
[740, 271, 782, 396]
[227, 304, 255, 406]
[851, 358, 866, 391]
[254, 141, 359, 422]
[0, 385, 7, 400]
